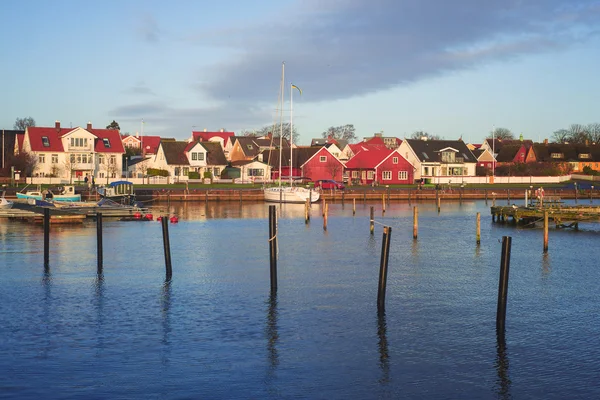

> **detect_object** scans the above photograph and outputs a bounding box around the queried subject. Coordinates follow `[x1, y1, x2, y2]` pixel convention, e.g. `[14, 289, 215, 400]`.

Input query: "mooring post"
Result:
[507, 189, 510, 205]
[377, 226, 392, 311]
[305, 198, 310, 224]
[435, 188, 439, 212]
[543, 211, 549, 253]
[364, 191, 366, 204]
[476, 212, 481, 245]
[268, 205, 278, 291]
[97, 212, 103, 273]
[342, 190, 345, 205]
[437, 195, 441, 213]
[167, 192, 171, 208]
[43, 208, 50, 268]
[239, 190, 242, 205]
[413, 206, 418, 239]
[322, 198, 325, 216]
[353, 198, 356, 216]
[492, 193, 496, 207]
[161, 216, 172, 280]
[370, 206, 375, 234]
[591, 186, 594, 203]
[323, 203, 328, 231]
[496, 236, 512, 334]
[382, 194, 386, 215]
[408, 189, 411, 204]
[485, 189, 488, 205]
[205, 190, 208, 204]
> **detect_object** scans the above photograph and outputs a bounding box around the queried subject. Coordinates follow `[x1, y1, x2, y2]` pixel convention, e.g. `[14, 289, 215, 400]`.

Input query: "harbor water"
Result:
[1, 200, 599, 399]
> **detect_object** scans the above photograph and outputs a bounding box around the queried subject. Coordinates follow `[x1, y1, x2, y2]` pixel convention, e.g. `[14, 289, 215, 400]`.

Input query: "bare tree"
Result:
[587, 123, 600, 144]
[63, 156, 76, 184]
[251, 123, 299, 143]
[488, 128, 514, 140]
[325, 157, 343, 180]
[552, 129, 569, 143]
[321, 124, 357, 142]
[13, 117, 36, 131]
[9, 151, 37, 177]
[103, 156, 120, 184]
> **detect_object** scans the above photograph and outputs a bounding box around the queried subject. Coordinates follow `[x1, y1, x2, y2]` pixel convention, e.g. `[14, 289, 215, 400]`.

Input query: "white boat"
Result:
[0, 191, 13, 209]
[16, 185, 81, 202]
[97, 181, 137, 205]
[264, 63, 320, 204]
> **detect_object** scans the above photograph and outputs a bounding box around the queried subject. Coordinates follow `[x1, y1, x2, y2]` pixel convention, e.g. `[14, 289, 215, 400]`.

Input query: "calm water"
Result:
[1, 200, 600, 399]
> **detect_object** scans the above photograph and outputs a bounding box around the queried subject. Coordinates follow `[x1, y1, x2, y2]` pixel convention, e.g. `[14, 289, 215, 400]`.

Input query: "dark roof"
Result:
[261, 146, 321, 168]
[405, 139, 477, 162]
[201, 142, 228, 165]
[236, 137, 262, 157]
[161, 141, 190, 165]
[471, 149, 485, 158]
[495, 144, 522, 162]
[532, 143, 591, 162]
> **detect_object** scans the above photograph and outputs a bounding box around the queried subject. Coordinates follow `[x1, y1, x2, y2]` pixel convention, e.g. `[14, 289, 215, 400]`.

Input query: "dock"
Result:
[491, 201, 600, 228]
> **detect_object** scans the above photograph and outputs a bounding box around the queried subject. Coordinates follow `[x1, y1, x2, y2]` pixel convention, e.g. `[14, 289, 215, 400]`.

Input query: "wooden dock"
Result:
[491, 202, 600, 228]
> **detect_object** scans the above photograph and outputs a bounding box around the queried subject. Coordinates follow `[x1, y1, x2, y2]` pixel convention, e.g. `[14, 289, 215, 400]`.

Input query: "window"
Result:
[441, 151, 455, 163]
[352, 171, 358, 178]
[213, 167, 220, 176]
[580, 153, 591, 159]
[110, 156, 116, 165]
[70, 137, 88, 147]
[247, 144, 253, 150]
[367, 171, 374, 179]
[192, 153, 198, 160]
[70, 154, 76, 163]
[183, 167, 189, 176]
[422, 152, 429, 160]
[320, 156, 327, 162]
[424, 167, 429, 175]
[398, 171, 408, 180]
[174, 167, 180, 176]
[103, 138, 111, 148]
[393, 157, 398, 164]
[198, 153, 205, 161]
[42, 136, 50, 147]
[249, 168, 264, 176]
[98, 155, 104, 164]
[551, 153, 563, 159]
[51, 154, 58, 164]
[39, 154, 46, 163]
[382, 171, 391, 180]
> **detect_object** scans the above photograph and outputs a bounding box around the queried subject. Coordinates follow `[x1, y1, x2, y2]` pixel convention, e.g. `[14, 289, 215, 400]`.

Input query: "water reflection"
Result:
[265, 292, 279, 386]
[93, 274, 105, 357]
[161, 281, 172, 366]
[40, 269, 52, 360]
[377, 311, 390, 384]
[495, 332, 512, 399]
[542, 253, 551, 276]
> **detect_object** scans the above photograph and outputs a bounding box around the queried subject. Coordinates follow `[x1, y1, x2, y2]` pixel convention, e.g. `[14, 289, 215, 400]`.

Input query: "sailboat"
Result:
[264, 63, 320, 204]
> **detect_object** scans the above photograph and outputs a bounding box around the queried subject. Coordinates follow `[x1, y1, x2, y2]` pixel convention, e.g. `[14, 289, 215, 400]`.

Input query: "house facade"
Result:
[20, 121, 124, 181]
[344, 148, 413, 185]
[300, 146, 345, 182]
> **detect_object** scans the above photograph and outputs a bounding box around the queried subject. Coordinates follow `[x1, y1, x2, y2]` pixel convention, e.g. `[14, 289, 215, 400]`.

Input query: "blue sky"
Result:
[2, 0, 600, 145]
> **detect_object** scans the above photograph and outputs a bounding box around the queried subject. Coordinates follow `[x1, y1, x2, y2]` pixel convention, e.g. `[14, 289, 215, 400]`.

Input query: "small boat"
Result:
[96, 181, 138, 205]
[0, 191, 13, 209]
[16, 185, 81, 202]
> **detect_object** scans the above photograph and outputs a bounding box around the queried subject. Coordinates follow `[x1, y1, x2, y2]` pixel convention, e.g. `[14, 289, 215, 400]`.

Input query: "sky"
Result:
[2, 0, 600, 145]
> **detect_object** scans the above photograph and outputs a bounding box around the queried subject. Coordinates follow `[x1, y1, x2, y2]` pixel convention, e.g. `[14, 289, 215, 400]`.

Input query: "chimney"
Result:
[258, 153, 263, 162]
[204, 128, 207, 132]
[55, 120, 61, 131]
[87, 121, 92, 130]
[586, 139, 589, 146]
[220, 128, 224, 132]
[268, 132, 272, 140]
[544, 139, 548, 145]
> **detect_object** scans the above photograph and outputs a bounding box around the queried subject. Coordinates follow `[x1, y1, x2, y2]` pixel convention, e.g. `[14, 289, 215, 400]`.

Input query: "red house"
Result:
[345, 148, 413, 185]
[301, 147, 345, 182]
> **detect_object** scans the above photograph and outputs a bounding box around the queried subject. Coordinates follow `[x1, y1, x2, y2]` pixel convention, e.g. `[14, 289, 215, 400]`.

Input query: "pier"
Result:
[490, 203, 600, 228]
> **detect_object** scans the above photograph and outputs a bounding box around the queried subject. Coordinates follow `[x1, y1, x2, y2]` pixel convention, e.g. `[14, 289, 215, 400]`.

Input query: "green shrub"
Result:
[147, 168, 169, 177]
[188, 171, 200, 179]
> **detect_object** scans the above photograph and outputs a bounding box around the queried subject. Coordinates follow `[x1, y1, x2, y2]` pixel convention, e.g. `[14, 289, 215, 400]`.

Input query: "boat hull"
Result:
[264, 187, 320, 203]
[16, 193, 81, 202]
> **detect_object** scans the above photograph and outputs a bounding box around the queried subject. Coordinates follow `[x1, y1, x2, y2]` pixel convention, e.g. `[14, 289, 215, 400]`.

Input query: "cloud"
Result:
[194, 0, 600, 105]
[137, 13, 161, 43]
[125, 81, 157, 97]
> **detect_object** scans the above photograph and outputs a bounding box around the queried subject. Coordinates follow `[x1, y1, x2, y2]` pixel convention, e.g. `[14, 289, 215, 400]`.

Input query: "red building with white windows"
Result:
[345, 148, 413, 185]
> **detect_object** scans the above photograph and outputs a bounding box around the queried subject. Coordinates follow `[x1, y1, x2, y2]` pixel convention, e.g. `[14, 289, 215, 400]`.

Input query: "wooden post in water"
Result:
[97, 212, 103, 274]
[496, 236, 512, 334]
[161, 216, 172, 280]
[167, 192, 171, 208]
[507, 189, 510, 205]
[363, 191, 366, 204]
[370, 206, 375, 235]
[476, 212, 481, 245]
[377, 226, 392, 311]
[239, 190, 242, 205]
[543, 211, 549, 253]
[437, 195, 441, 213]
[353, 198, 356, 216]
[268, 205, 278, 291]
[591, 186, 594, 203]
[492, 193, 496, 207]
[305, 198, 310, 224]
[485, 189, 488, 205]
[382, 194, 386, 215]
[323, 203, 328, 231]
[322, 198, 326, 216]
[435, 188, 439, 212]
[205, 190, 208, 204]
[43, 208, 50, 268]
[408, 189, 411, 204]
[413, 206, 418, 239]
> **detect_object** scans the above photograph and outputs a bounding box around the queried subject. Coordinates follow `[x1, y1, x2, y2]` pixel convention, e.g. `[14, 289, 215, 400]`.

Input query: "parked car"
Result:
[314, 179, 345, 190]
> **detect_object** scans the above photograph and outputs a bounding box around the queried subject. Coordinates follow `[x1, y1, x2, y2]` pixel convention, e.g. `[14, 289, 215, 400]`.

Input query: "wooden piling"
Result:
[97, 212, 103, 273]
[507, 189, 510, 205]
[543, 211, 549, 253]
[377, 226, 392, 311]
[268, 205, 278, 291]
[322, 198, 326, 216]
[43, 208, 50, 268]
[437, 195, 441, 213]
[161, 216, 172, 280]
[305, 198, 310, 224]
[476, 212, 481, 245]
[382, 194, 386, 214]
[353, 198, 356, 216]
[323, 203, 328, 231]
[370, 206, 375, 234]
[496, 236, 512, 334]
[485, 189, 488, 205]
[413, 206, 418, 239]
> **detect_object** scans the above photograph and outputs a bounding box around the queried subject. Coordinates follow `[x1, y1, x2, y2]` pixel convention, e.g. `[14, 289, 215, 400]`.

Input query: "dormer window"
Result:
[579, 153, 591, 159]
[42, 136, 50, 147]
[551, 153, 563, 159]
[247, 144, 253, 150]
[103, 138, 111, 148]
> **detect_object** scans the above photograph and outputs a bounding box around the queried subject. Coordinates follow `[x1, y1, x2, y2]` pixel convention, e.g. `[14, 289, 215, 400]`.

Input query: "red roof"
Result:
[26, 125, 124, 153]
[363, 136, 386, 146]
[140, 136, 162, 154]
[15, 132, 25, 152]
[192, 131, 235, 146]
[345, 147, 394, 169]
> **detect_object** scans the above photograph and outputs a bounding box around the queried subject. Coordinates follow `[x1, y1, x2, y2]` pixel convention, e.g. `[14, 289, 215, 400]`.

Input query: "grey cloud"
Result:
[137, 13, 161, 43]
[195, 0, 600, 104]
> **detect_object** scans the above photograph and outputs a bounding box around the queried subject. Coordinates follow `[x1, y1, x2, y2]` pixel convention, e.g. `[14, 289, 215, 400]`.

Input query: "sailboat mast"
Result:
[290, 83, 293, 187]
[279, 62, 284, 187]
